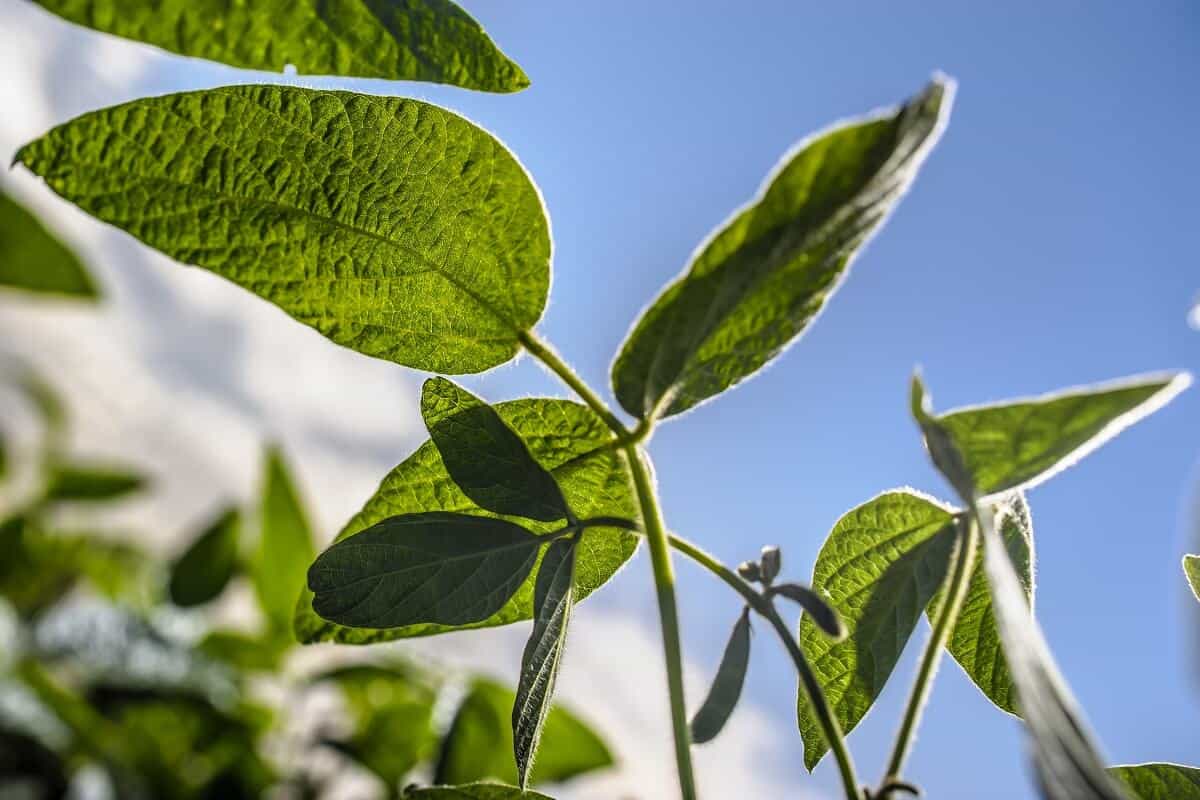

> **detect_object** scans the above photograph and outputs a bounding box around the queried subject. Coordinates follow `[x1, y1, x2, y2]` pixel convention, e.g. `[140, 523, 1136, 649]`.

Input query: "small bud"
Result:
[736, 560, 762, 583]
[759, 546, 781, 584]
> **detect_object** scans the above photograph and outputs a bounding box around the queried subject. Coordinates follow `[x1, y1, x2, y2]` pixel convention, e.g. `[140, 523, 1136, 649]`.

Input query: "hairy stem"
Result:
[881, 515, 979, 785]
[517, 330, 631, 437]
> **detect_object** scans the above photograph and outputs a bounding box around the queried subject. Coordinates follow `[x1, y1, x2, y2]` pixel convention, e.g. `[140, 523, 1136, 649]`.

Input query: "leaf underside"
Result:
[612, 77, 952, 421]
[0, 188, 97, 298]
[1109, 763, 1200, 800]
[17, 85, 550, 374]
[30, 0, 529, 91]
[797, 490, 957, 770]
[690, 607, 752, 745]
[295, 398, 639, 644]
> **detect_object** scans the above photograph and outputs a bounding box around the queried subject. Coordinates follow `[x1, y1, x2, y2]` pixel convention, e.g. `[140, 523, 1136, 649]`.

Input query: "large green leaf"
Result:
[309, 512, 543, 629]
[926, 372, 1191, 498]
[45, 464, 144, 503]
[423, 378, 568, 522]
[0, 187, 97, 298]
[404, 785, 554, 800]
[797, 490, 957, 770]
[253, 448, 315, 634]
[690, 607, 751, 745]
[169, 507, 241, 608]
[611, 77, 952, 421]
[1110, 764, 1200, 799]
[17, 85, 551, 374]
[435, 679, 611, 788]
[514, 538, 576, 787]
[927, 493, 1033, 715]
[30, 0, 529, 92]
[294, 398, 638, 644]
[1184, 555, 1200, 603]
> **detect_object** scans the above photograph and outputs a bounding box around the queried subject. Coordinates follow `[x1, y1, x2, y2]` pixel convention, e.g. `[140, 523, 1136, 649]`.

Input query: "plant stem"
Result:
[668, 535, 863, 800]
[517, 331, 631, 437]
[881, 515, 979, 785]
[624, 444, 698, 800]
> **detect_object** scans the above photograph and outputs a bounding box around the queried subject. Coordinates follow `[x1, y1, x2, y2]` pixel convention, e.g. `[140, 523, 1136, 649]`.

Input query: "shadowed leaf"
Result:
[690, 607, 751, 744]
[0, 187, 97, 298]
[169, 507, 240, 608]
[45, 465, 143, 503]
[772, 583, 844, 640]
[404, 785, 554, 800]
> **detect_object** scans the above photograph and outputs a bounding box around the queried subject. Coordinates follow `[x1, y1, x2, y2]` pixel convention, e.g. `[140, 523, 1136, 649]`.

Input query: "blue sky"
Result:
[3, 1, 1198, 798]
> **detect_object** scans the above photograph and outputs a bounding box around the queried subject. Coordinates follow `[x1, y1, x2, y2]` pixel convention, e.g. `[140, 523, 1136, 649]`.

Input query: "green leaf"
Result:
[514, 537, 577, 787]
[1184, 555, 1200, 604]
[0, 187, 97, 298]
[611, 77, 952, 421]
[30, 0, 529, 92]
[797, 490, 957, 770]
[310, 512, 544, 629]
[922, 372, 1191, 498]
[168, 507, 241, 608]
[423, 377, 569, 522]
[294, 398, 638, 645]
[771, 583, 844, 640]
[1110, 764, 1200, 799]
[689, 606, 751, 745]
[979, 505, 1129, 799]
[45, 464, 144, 503]
[253, 448, 315, 634]
[197, 630, 287, 673]
[435, 679, 611, 788]
[404, 785, 554, 800]
[927, 493, 1033, 715]
[17, 85, 551, 374]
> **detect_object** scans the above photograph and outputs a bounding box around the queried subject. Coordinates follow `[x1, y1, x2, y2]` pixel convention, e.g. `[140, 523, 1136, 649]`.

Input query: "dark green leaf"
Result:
[17, 85, 550, 374]
[771, 583, 844, 640]
[436, 679, 612, 788]
[1110, 764, 1200, 799]
[45, 464, 144, 503]
[309, 512, 543, 629]
[253, 448, 315, 634]
[797, 490, 957, 770]
[404, 785, 554, 800]
[927, 493, 1033, 715]
[612, 77, 952, 421]
[169, 507, 241, 607]
[294, 399, 638, 645]
[514, 538, 577, 786]
[689, 607, 751, 745]
[0, 187, 96, 298]
[979, 506, 1129, 800]
[31, 0, 528, 91]
[921, 372, 1191, 498]
[1184, 555, 1200, 603]
[423, 377, 568, 522]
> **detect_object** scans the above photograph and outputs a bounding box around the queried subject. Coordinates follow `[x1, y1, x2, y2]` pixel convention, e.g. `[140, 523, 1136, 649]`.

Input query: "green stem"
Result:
[517, 331, 631, 437]
[624, 444, 698, 800]
[881, 514, 979, 785]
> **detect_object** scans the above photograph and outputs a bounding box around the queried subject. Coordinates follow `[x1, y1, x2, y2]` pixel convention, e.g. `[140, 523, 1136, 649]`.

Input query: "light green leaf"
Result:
[612, 77, 953, 421]
[924, 372, 1191, 498]
[979, 505, 1129, 799]
[435, 679, 611, 788]
[424, 377, 568, 522]
[0, 187, 97, 298]
[690, 606, 751, 745]
[1184, 555, 1200, 603]
[309, 512, 543, 629]
[17, 85, 551, 374]
[45, 464, 144, 503]
[253, 448, 315, 634]
[30, 0, 529, 92]
[797, 490, 957, 770]
[294, 399, 638, 645]
[1110, 764, 1200, 799]
[168, 507, 241, 608]
[514, 538, 577, 787]
[198, 630, 288, 673]
[404, 784, 554, 800]
[927, 493, 1033, 715]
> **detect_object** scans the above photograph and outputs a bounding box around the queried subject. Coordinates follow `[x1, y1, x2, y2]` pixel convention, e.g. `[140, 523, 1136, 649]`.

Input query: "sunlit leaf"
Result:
[253, 448, 314, 634]
[168, 507, 240, 608]
[1110, 763, 1200, 800]
[17, 86, 551, 374]
[612, 77, 952, 421]
[0, 187, 97, 298]
[30, 0, 529, 91]
[690, 607, 751, 745]
[797, 490, 957, 770]
[1184, 555, 1200, 604]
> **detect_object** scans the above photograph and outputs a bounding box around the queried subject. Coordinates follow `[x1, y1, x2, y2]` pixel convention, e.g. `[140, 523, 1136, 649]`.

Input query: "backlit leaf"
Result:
[0, 187, 97, 298]
[1110, 764, 1200, 800]
[294, 399, 638, 645]
[1184, 555, 1199, 603]
[30, 0, 529, 92]
[797, 490, 957, 770]
[168, 507, 240, 608]
[423, 377, 568, 522]
[17, 85, 551, 374]
[253, 448, 315, 634]
[612, 77, 952, 420]
[689, 607, 751, 745]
